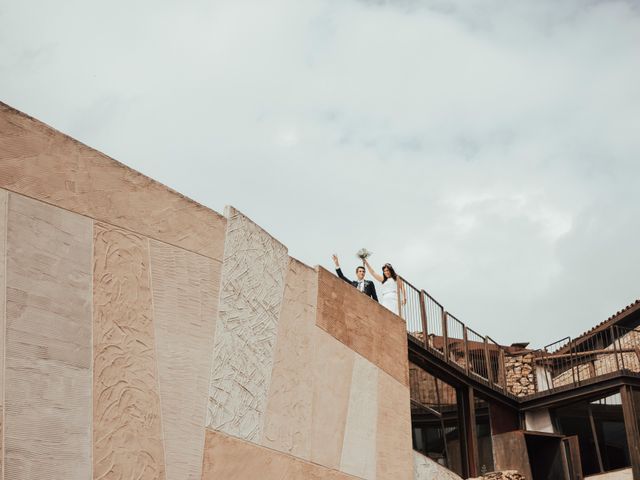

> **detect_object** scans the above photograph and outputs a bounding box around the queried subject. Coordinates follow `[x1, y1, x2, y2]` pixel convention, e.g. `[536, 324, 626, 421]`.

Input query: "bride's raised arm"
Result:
[364, 259, 384, 283]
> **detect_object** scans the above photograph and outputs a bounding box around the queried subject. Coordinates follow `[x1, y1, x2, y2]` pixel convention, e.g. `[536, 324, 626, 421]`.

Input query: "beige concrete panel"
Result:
[261, 258, 317, 460]
[202, 429, 360, 480]
[316, 267, 409, 387]
[206, 207, 289, 442]
[413, 451, 463, 480]
[4, 193, 92, 479]
[0, 102, 226, 261]
[340, 355, 379, 479]
[376, 371, 413, 480]
[310, 327, 356, 470]
[93, 223, 166, 480]
[0, 189, 6, 479]
[149, 240, 220, 480]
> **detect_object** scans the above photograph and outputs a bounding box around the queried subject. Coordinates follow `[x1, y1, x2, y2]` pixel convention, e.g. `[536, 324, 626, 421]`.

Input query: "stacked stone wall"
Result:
[505, 352, 536, 397]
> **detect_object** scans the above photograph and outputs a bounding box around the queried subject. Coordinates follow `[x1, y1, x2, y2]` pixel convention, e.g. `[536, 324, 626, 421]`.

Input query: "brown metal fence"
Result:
[446, 313, 466, 371]
[533, 326, 640, 392]
[396, 275, 639, 399]
[397, 275, 513, 396]
[401, 278, 425, 344]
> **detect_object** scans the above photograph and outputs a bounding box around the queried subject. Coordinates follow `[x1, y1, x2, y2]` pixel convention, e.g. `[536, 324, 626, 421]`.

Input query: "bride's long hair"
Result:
[381, 263, 398, 283]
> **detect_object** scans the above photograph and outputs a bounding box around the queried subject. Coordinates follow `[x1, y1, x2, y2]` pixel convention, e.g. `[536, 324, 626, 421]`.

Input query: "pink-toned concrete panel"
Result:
[4, 193, 92, 479]
[207, 207, 289, 442]
[310, 327, 355, 470]
[340, 355, 379, 479]
[376, 371, 413, 480]
[316, 267, 409, 387]
[93, 223, 166, 480]
[0, 189, 6, 479]
[0, 102, 226, 261]
[261, 258, 317, 460]
[149, 240, 220, 480]
[202, 429, 360, 480]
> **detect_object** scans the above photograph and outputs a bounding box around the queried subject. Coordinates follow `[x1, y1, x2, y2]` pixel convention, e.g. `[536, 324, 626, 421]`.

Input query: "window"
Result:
[410, 363, 464, 476]
[475, 395, 494, 474]
[552, 391, 630, 475]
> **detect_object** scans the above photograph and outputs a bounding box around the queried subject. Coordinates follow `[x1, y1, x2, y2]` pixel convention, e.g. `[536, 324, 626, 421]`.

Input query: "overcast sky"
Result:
[2, 0, 639, 347]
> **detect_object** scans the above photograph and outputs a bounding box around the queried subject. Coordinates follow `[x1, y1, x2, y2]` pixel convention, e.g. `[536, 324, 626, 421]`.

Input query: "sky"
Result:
[1, 0, 639, 347]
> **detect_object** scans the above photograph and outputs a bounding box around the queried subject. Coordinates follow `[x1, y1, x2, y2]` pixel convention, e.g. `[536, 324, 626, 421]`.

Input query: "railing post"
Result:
[463, 326, 470, 375]
[500, 348, 507, 390]
[617, 326, 626, 370]
[419, 290, 429, 350]
[569, 339, 577, 387]
[397, 276, 404, 321]
[484, 337, 494, 386]
[442, 310, 449, 362]
[611, 326, 621, 371]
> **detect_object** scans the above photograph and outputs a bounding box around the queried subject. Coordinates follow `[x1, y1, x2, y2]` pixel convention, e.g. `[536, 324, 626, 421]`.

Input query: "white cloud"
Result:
[1, 0, 639, 346]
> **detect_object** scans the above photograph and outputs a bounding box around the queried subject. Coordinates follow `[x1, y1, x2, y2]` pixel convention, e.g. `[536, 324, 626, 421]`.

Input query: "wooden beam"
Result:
[620, 385, 640, 479]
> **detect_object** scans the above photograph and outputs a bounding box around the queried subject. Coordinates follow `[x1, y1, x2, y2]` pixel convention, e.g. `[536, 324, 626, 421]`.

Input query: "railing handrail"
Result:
[397, 274, 513, 396]
[398, 273, 638, 400]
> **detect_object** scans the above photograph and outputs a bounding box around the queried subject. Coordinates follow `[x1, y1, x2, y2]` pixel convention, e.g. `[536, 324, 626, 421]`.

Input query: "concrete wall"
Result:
[525, 409, 554, 433]
[0, 102, 414, 479]
[413, 451, 463, 480]
[585, 468, 633, 480]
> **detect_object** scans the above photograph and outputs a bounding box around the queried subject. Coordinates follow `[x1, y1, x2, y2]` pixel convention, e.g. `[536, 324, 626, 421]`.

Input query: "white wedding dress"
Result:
[380, 278, 399, 315]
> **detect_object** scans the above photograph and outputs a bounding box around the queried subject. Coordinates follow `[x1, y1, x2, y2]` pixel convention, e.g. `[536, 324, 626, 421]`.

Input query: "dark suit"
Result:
[336, 268, 378, 302]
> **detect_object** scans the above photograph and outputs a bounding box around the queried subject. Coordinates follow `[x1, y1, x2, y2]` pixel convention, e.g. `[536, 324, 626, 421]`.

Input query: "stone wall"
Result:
[0, 103, 414, 479]
[469, 471, 526, 480]
[505, 352, 536, 397]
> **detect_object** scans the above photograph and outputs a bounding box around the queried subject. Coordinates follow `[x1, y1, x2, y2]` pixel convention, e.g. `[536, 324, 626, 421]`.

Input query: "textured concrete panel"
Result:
[317, 267, 409, 387]
[202, 429, 360, 480]
[414, 451, 463, 480]
[93, 223, 166, 480]
[206, 207, 289, 442]
[261, 259, 317, 460]
[340, 355, 379, 479]
[376, 371, 413, 480]
[0, 189, 6, 479]
[149, 240, 220, 480]
[310, 327, 356, 470]
[4, 193, 92, 479]
[0, 102, 226, 260]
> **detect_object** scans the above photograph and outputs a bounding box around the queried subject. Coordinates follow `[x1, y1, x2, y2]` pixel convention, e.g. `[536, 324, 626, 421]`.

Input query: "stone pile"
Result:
[468, 470, 526, 480]
[504, 352, 536, 397]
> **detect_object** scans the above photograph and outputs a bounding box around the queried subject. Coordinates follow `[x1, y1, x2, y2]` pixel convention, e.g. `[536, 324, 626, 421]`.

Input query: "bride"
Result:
[363, 259, 406, 315]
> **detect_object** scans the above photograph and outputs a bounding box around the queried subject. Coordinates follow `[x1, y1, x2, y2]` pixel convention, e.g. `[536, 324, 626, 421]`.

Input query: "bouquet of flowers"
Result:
[356, 248, 372, 264]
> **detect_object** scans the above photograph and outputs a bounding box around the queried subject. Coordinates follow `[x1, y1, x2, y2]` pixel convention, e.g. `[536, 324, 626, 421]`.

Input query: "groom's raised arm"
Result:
[332, 254, 352, 284]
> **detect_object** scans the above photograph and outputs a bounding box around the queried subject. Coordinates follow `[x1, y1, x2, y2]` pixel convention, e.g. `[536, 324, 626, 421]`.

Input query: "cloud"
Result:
[1, 0, 639, 346]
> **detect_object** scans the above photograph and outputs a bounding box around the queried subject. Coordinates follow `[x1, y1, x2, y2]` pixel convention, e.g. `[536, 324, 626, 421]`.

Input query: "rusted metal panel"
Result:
[492, 431, 533, 479]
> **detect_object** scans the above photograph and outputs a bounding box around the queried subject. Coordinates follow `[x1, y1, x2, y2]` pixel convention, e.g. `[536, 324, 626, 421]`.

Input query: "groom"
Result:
[332, 254, 378, 302]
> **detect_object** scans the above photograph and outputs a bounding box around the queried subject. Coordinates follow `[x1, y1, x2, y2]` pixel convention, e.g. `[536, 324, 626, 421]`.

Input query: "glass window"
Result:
[475, 395, 494, 474]
[410, 363, 464, 476]
[552, 391, 630, 475]
[590, 393, 629, 471]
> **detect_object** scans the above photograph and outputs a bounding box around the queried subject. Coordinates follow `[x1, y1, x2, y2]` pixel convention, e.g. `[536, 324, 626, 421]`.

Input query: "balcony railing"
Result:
[533, 325, 640, 393]
[398, 276, 514, 397]
[398, 275, 640, 399]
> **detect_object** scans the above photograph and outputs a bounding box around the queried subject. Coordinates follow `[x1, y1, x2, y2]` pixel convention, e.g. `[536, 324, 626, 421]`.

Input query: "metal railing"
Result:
[533, 325, 640, 392]
[399, 275, 513, 397]
[398, 275, 639, 399]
